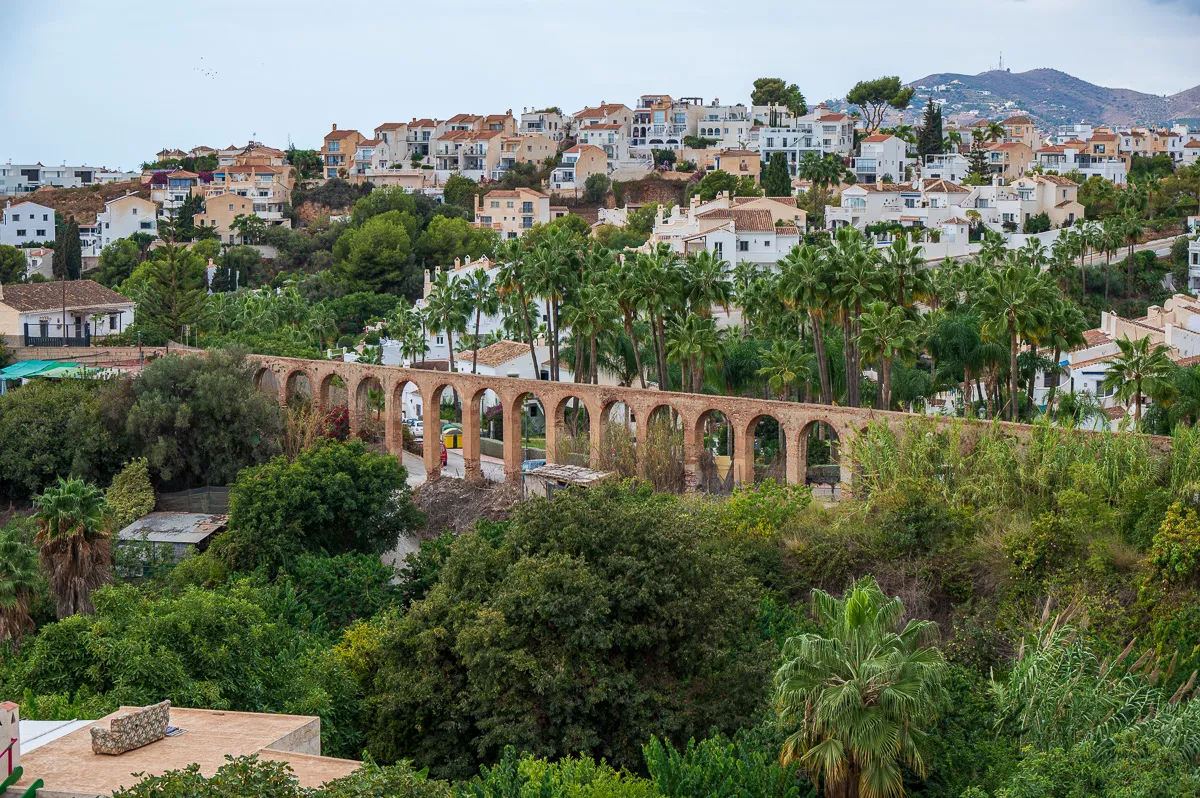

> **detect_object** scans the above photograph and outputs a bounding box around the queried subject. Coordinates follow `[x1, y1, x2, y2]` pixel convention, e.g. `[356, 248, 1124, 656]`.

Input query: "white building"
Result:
[1033, 141, 1126, 184]
[1187, 237, 1200, 295]
[922, 153, 971, 184]
[0, 280, 135, 346]
[0, 162, 138, 196]
[1049, 124, 1095, 145]
[854, 134, 909, 185]
[651, 194, 803, 266]
[0, 201, 55, 246]
[757, 103, 855, 176]
[520, 108, 571, 142]
[694, 100, 752, 150]
[81, 193, 158, 256]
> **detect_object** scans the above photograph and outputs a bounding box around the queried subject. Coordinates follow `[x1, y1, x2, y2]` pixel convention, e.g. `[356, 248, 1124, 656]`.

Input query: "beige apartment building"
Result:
[473, 188, 552, 239]
[983, 141, 1033, 181]
[194, 192, 255, 244]
[320, 125, 363, 179]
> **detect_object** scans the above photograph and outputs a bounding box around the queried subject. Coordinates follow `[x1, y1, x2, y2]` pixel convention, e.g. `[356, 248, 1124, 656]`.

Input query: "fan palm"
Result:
[34, 477, 114, 619]
[1099, 217, 1124, 311]
[682, 249, 733, 317]
[879, 234, 929, 309]
[984, 120, 1006, 142]
[611, 255, 649, 388]
[1100, 335, 1178, 426]
[425, 269, 470, 374]
[778, 244, 835, 404]
[462, 269, 500, 373]
[495, 238, 541, 375]
[0, 531, 39, 652]
[830, 226, 884, 407]
[1119, 210, 1145, 295]
[858, 301, 919, 409]
[977, 263, 1054, 421]
[561, 281, 619, 384]
[757, 340, 811, 402]
[776, 576, 947, 798]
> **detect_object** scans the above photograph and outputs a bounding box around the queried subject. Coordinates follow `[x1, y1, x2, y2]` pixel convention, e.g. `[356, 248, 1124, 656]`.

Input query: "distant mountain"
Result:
[902, 68, 1200, 128]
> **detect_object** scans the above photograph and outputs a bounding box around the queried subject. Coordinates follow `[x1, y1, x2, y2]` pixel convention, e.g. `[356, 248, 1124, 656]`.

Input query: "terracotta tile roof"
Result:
[483, 188, 548, 199]
[325, 129, 360, 140]
[1055, 199, 1079, 208]
[718, 149, 758, 156]
[856, 182, 913, 193]
[1077, 329, 1112, 349]
[1003, 115, 1033, 125]
[861, 134, 895, 143]
[574, 103, 628, 119]
[1090, 133, 1119, 141]
[1175, 354, 1200, 367]
[465, 340, 533, 367]
[584, 123, 624, 130]
[989, 142, 1025, 150]
[1062, 139, 1088, 148]
[818, 113, 848, 121]
[774, 225, 801, 235]
[357, 139, 381, 147]
[921, 178, 969, 193]
[942, 217, 972, 225]
[1036, 144, 1066, 154]
[971, 120, 990, 127]
[1037, 174, 1078, 186]
[697, 208, 775, 232]
[165, 169, 199, 178]
[1071, 355, 1114, 369]
[563, 144, 604, 154]
[1103, 405, 1127, 420]
[1186, 140, 1200, 149]
[484, 114, 511, 123]
[376, 122, 406, 130]
[446, 113, 481, 124]
[409, 118, 437, 128]
[0, 280, 132, 312]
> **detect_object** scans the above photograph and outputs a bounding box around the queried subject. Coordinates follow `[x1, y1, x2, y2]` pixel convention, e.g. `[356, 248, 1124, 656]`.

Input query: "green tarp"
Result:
[0, 360, 62, 379]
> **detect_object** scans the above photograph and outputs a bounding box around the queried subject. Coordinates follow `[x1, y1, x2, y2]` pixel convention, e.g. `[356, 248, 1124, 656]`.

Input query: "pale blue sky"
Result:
[2, 0, 1198, 169]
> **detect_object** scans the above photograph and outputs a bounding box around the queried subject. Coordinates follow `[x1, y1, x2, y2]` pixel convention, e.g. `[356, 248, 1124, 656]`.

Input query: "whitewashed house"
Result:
[0, 200, 55, 246]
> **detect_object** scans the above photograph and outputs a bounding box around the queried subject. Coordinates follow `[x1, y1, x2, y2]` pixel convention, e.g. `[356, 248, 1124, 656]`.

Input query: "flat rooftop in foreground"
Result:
[10, 706, 361, 796]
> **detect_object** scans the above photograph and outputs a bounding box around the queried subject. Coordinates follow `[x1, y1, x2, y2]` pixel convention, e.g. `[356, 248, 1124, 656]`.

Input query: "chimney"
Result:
[690, 194, 701, 212]
[332, 123, 337, 131]
[0, 702, 19, 774]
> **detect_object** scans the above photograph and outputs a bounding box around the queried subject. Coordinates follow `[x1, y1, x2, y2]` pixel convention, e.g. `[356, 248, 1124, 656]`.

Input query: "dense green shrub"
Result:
[357, 483, 777, 779]
[215, 440, 423, 573]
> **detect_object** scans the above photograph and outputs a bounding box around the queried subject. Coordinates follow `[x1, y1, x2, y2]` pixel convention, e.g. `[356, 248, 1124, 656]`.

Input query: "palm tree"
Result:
[495, 238, 541, 376]
[778, 244, 834, 404]
[34, 477, 114, 619]
[425, 269, 470, 374]
[757, 340, 811, 402]
[0, 531, 39, 652]
[1018, 237, 1049, 271]
[858, 301, 919, 409]
[830, 227, 884, 407]
[1100, 216, 1124, 311]
[944, 129, 963, 153]
[977, 230, 1008, 267]
[462, 269, 500, 374]
[682, 249, 733, 317]
[665, 315, 719, 393]
[637, 244, 683, 389]
[1119, 210, 1145, 296]
[561, 282, 619, 384]
[879, 234, 929, 309]
[984, 120, 1006, 142]
[1100, 335, 1177, 426]
[612, 255, 649, 389]
[776, 576, 947, 798]
[977, 264, 1053, 421]
[306, 305, 338, 351]
[1041, 298, 1088, 409]
[1168, 365, 1200, 428]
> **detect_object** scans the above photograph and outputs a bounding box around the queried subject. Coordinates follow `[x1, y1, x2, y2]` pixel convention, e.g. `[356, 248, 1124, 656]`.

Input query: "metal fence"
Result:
[155, 487, 231, 514]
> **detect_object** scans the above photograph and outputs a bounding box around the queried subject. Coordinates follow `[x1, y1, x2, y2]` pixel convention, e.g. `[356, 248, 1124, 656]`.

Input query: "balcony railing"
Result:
[23, 323, 91, 348]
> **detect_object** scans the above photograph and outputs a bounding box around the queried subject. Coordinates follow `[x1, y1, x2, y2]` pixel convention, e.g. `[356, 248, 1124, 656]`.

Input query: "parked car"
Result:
[440, 442, 448, 466]
[408, 419, 424, 437]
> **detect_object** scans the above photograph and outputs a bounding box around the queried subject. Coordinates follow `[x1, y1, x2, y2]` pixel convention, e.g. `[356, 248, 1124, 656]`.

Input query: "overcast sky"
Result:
[2, 0, 1199, 170]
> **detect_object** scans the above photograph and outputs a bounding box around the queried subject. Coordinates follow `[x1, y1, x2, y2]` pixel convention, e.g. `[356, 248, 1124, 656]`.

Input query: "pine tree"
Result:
[137, 243, 206, 343]
[762, 152, 794, 197]
[916, 98, 944, 158]
[967, 144, 990, 183]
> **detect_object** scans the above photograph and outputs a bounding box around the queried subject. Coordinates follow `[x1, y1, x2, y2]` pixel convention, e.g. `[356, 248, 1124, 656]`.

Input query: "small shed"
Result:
[523, 464, 613, 500]
[117, 512, 227, 565]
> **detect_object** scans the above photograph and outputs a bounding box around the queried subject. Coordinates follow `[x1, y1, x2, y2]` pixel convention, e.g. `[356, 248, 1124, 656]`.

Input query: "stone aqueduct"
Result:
[247, 354, 930, 488]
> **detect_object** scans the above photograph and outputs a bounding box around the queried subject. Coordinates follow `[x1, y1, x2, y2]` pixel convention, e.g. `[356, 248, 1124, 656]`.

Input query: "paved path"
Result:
[402, 449, 505, 487]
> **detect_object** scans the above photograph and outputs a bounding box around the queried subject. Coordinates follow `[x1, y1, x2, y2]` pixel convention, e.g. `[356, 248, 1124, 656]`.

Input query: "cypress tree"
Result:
[916, 98, 944, 158]
[762, 152, 793, 197]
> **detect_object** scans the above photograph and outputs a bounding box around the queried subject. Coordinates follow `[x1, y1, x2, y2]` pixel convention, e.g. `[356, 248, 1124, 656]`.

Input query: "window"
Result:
[490, 200, 499, 208]
[42, 214, 48, 221]
[522, 216, 533, 229]
[132, 207, 138, 215]
[229, 204, 234, 211]
[109, 313, 119, 330]
[328, 141, 340, 152]
[15, 229, 25, 236]
[713, 242, 723, 258]
[140, 221, 153, 229]
[738, 240, 749, 252]
[11, 214, 18, 221]
[521, 201, 533, 213]
[36, 229, 45, 236]
[480, 216, 492, 225]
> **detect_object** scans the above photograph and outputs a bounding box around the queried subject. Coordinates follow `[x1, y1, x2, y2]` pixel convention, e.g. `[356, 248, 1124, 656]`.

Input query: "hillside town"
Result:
[5, 6, 1200, 791]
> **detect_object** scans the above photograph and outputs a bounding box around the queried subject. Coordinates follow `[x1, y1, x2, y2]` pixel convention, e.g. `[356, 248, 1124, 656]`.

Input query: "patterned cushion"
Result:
[90, 701, 171, 755]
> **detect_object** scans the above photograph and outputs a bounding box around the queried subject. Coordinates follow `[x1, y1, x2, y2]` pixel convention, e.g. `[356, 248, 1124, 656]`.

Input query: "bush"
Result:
[106, 458, 155, 530]
[1147, 501, 1200, 586]
[1002, 512, 1077, 584]
[215, 440, 423, 573]
[582, 173, 611, 204]
[357, 483, 776, 779]
[281, 552, 401, 630]
[1022, 212, 1051, 234]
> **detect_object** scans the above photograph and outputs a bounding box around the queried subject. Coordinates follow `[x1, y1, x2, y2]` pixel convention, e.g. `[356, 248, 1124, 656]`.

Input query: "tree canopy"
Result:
[846, 76, 916, 132]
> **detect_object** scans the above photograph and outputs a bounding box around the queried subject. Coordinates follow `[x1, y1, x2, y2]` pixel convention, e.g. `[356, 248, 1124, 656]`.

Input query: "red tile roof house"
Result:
[0, 280, 135, 348]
